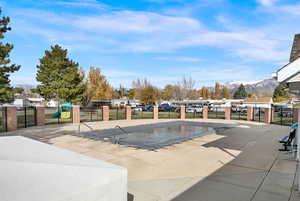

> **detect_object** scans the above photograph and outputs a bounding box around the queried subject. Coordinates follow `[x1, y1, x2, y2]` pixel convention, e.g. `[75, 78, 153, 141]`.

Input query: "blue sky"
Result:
[1, 0, 300, 88]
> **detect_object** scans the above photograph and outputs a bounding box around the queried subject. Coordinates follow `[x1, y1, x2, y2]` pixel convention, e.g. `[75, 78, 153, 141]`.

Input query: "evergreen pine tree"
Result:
[233, 84, 248, 99]
[0, 8, 21, 103]
[273, 84, 289, 102]
[36, 45, 85, 103]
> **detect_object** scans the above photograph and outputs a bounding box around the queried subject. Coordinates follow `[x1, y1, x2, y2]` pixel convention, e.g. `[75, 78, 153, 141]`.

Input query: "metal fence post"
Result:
[280, 107, 282, 125]
[24, 107, 27, 128]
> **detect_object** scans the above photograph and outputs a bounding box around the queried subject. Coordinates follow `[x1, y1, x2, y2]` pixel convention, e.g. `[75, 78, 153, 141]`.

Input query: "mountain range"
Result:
[224, 78, 278, 97]
[13, 78, 279, 98]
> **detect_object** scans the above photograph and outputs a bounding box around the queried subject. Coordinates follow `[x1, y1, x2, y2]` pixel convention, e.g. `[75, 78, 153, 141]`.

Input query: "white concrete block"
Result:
[0, 136, 127, 201]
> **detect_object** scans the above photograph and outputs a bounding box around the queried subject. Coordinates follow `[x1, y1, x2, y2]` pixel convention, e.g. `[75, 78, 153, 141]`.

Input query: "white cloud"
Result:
[256, 0, 278, 6]
[54, 0, 107, 9]
[75, 11, 201, 34]
[272, 3, 300, 16]
[102, 69, 139, 78]
[153, 56, 205, 62]
[11, 74, 38, 86]
[143, 0, 182, 3]
[10, 6, 290, 62]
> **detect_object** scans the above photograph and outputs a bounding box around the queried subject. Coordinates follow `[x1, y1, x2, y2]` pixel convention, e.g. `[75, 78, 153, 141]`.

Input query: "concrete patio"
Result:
[2, 119, 299, 201]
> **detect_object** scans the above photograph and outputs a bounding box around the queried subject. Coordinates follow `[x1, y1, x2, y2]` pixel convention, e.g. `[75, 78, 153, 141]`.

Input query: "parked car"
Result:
[232, 107, 247, 114]
[186, 107, 202, 113]
[159, 104, 172, 112]
[278, 108, 293, 118]
[174, 107, 181, 112]
[240, 108, 247, 114]
[133, 107, 143, 112]
[143, 105, 153, 112]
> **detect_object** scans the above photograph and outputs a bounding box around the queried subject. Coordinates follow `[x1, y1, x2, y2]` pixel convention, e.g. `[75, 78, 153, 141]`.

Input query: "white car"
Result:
[186, 107, 202, 113]
[133, 107, 143, 112]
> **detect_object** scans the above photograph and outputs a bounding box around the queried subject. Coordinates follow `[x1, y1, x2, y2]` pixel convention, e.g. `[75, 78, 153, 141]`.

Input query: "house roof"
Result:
[274, 57, 300, 83]
[244, 97, 273, 103]
[28, 98, 44, 102]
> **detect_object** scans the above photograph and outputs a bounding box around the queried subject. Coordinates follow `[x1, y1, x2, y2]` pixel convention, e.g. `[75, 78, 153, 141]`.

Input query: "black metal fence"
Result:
[0, 107, 6, 132]
[271, 106, 294, 126]
[185, 108, 202, 119]
[109, 107, 126, 120]
[231, 106, 247, 120]
[208, 107, 225, 119]
[0, 105, 297, 133]
[252, 107, 264, 123]
[45, 107, 72, 125]
[80, 107, 102, 122]
[17, 107, 37, 128]
[131, 110, 153, 119]
[158, 110, 180, 119]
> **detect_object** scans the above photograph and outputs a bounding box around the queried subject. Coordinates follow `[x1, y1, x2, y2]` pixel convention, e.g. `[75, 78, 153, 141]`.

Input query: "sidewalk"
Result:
[2, 119, 298, 201]
[172, 124, 298, 201]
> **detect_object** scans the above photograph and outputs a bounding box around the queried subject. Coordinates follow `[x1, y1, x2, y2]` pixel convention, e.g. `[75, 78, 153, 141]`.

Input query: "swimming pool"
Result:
[108, 125, 214, 150]
[75, 122, 217, 150]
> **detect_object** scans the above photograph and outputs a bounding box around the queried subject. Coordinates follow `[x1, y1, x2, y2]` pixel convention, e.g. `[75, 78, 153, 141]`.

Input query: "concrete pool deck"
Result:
[2, 119, 299, 201]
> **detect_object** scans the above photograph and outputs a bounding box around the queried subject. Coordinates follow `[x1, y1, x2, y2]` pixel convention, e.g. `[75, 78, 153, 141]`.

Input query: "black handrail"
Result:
[115, 125, 128, 134]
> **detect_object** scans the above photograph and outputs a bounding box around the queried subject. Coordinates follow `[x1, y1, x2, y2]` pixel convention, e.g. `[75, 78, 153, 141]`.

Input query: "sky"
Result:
[1, 0, 300, 88]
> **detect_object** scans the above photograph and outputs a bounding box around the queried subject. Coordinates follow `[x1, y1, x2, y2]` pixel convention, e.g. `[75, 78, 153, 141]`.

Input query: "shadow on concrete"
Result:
[1, 123, 77, 144]
[171, 124, 294, 201]
[202, 125, 267, 151]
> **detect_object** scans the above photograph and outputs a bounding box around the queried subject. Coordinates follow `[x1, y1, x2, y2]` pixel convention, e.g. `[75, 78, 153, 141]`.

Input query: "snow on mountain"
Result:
[227, 80, 262, 86]
[225, 78, 279, 97]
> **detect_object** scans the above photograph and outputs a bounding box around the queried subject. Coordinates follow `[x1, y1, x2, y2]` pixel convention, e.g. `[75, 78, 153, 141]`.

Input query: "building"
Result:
[243, 97, 273, 108]
[13, 98, 44, 107]
[290, 33, 300, 62]
[273, 33, 300, 191]
[170, 99, 243, 106]
[45, 100, 59, 107]
[13, 98, 58, 107]
[89, 99, 141, 108]
[27, 98, 45, 107]
[13, 99, 30, 107]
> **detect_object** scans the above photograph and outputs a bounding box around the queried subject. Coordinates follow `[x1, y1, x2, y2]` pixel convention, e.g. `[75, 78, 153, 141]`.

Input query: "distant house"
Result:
[170, 99, 244, 107]
[45, 100, 59, 107]
[243, 97, 273, 108]
[13, 98, 59, 107]
[27, 98, 45, 107]
[13, 99, 30, 107]
[111, 99, 141, 108]
[89, 98, 141, 108]
[111, 98, 128, 108]
[128, 99, 141, 107]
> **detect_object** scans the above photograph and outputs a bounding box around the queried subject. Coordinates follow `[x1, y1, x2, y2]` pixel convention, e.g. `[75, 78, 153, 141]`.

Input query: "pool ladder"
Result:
[115, 125, 128, 134]
[114, 125, 128, 144]
[78, 122, 94, 134]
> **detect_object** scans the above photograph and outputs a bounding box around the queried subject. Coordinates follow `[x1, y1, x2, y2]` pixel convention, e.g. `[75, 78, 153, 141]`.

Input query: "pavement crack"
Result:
[249, 155, 278, 201]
